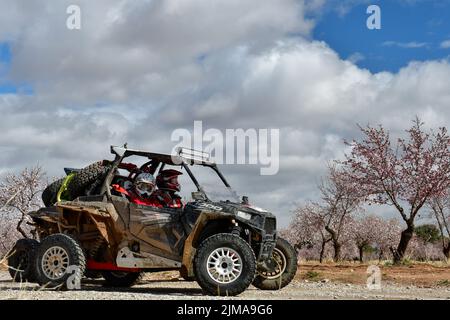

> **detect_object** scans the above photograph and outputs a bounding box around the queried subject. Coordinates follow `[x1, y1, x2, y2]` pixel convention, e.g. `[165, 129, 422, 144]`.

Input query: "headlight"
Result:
[237, 211, 252, 220]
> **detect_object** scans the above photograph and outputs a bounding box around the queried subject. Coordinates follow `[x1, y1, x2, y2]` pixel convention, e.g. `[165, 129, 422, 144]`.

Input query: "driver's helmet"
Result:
[156, 169, 182, 192]
[134, 173, 156, 197]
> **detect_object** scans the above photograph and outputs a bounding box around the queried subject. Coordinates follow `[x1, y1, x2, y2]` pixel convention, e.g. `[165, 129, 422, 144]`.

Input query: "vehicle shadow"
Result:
[0, 279, 204, 296]
[82, 278, 204, 295]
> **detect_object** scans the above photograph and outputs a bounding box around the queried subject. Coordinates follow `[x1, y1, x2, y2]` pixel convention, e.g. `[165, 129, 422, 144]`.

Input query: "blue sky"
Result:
[0, 42, 32, 94]
[0, 42, 13, 93]
[313, 0, 450, 73]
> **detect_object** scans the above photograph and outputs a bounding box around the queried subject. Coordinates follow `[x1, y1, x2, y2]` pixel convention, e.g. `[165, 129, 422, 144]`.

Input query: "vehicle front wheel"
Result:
[252, 237, 297, 290]
[101, 271, 143, 287]
[35, 234, 86, 289]
[8, 238, 39, 282]
[194, 233, 256, 296]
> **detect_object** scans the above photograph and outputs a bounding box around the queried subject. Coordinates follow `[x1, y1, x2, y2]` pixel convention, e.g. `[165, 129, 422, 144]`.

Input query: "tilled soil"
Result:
[1, 271, 449, 300]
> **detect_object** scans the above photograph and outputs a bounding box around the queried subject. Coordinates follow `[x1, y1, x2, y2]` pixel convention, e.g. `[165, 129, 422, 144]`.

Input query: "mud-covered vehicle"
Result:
[8, 146, 297, 296]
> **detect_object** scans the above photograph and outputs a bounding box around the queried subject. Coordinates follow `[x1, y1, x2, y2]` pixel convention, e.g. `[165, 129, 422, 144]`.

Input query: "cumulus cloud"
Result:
[1, 1, 450, 226]
[347, 52, 365, 64]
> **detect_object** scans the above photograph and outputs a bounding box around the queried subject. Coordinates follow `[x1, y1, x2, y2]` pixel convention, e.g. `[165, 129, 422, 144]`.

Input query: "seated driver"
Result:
[112, 173, 159, 206]
[150, 169, 183, 208]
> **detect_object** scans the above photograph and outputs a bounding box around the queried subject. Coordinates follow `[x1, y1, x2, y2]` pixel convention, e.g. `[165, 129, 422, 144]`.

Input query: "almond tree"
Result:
[290, 202, 331, 263]
[320, 165, 362, 262]
[340, 118, 450, 263]
[0, 166, 45, 238]
[374, 218, 402, 260]
[350, 216, 401, 261]
[351, 215, 382, 262]
[428, 194, 450, 259]
[0, 213, 21, 256]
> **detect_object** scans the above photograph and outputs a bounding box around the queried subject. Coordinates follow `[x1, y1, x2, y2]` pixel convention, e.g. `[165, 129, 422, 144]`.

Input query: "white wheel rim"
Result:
[41, 246, 70, 280]
[206, 247, 243, 284]
[259, 248, 287, 280]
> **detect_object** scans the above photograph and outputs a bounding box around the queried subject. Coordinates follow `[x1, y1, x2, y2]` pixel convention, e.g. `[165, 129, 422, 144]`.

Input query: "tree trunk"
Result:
[443, 244, 450, 260]
[358, 245, 364, 263]
[393, 224, 414, 264]
[378, 249, 383, 262]
[16, 213, 28, 239]
[333, 242, 341, 262]
[319, 240, 326, 263]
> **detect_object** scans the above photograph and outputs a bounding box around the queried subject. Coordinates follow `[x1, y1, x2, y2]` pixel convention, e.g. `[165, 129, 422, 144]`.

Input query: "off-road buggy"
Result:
[8, 146, 297, 296]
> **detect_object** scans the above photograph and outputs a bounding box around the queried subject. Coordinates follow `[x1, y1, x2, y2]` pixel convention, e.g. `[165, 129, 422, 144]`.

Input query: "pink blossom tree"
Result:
[428, 194, 450, 259]
[319, 165, 362, 262]
[351, 215, 382, 262]
[374, 218, 402, 260]
[290, 202, 331, 263]
[340, 118, 450, 263]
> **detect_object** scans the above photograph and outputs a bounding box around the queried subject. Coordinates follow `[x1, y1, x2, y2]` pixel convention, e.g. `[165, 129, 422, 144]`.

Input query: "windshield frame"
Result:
[181, 161, 239, 202]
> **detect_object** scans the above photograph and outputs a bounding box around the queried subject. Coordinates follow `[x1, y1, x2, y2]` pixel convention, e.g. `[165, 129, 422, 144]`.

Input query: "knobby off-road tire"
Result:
[35, 234, 86, 289]
[101, 271, 143, 287]
[8, 238, 39, 283]
[67, 161, 111, 199]
[252, 237, 297, 290]
[194, 233, 256, 296]
[42, 178, 65, 207]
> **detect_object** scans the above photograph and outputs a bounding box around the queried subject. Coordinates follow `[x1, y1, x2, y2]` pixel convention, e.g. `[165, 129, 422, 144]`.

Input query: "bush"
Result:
[304, 271, 321, 280]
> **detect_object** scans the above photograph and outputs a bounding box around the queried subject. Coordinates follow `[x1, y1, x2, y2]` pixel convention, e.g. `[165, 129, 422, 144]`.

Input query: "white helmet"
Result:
[134, 173, 156, 197]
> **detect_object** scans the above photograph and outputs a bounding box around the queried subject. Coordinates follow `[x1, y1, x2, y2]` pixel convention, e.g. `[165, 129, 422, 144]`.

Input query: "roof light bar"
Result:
[177, 147, 211, 163]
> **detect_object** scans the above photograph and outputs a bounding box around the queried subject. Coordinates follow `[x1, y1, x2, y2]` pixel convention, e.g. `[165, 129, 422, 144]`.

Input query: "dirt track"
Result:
[1, 271, 450, 300]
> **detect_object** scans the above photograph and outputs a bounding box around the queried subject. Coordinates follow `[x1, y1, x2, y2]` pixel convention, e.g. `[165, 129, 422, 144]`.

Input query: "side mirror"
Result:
[192, 191, 207, 201]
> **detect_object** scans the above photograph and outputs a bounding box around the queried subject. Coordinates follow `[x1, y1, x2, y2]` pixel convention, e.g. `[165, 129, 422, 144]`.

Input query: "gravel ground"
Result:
[1, 271, 450, 300]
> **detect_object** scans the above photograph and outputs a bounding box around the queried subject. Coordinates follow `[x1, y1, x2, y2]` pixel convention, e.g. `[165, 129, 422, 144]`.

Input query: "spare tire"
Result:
[42, 178, 65, 207]
[67, 161, 111, 199]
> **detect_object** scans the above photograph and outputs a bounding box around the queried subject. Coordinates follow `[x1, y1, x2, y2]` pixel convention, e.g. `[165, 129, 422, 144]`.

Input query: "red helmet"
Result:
[156, 169, 182, 192]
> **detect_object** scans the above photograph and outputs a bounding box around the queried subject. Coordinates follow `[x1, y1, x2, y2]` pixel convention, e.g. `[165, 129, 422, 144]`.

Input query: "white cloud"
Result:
[1, 1, 450, 227]
[347, 52, 365, 64]
[382, 41, 428, 48]
[441, 40, 450, 48]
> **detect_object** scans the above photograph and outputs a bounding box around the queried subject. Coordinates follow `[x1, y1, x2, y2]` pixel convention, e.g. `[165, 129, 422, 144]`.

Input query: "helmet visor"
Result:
[136, 182, 155, 194]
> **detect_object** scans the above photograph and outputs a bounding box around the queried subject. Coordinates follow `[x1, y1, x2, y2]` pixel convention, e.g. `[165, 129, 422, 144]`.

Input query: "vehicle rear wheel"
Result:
[101, 271, 143, 287]
[41, 178, 65, 207]
[194, 233, 256, 296]
[252, 237, 297, 290]
[35, 234, 86, 289]
[8, 238, 39, 282]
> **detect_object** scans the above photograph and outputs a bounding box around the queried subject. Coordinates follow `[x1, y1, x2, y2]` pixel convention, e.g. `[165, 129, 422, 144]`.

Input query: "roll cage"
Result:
[102, 146, 231, 202]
